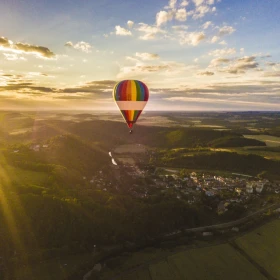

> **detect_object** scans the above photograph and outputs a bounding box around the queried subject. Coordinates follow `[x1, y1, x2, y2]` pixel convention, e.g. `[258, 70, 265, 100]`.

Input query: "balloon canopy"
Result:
[113, 80, 149, 130]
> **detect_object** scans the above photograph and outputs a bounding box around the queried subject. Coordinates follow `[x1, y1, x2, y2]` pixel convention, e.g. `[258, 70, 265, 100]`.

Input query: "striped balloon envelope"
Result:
[113, 80, 149, 132]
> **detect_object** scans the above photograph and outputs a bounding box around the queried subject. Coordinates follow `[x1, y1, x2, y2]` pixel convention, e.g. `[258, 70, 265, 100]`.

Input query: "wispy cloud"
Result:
[180, 0, 189, 7]
[180, 31, 206, 45]
[135, 52, 160, 60]
[137, 23, 166, 40]
[218, 25, 236, 36]
[0, 36, 55, 59]
[65, 41, 92, 53]
[209, 48, 236, 56]
[263, 71, 280, 77]
[202, 21, 212, 29]
[225, 56, 259, 74]
[197, 71, 214, 75]
[210, 57, 231, 66]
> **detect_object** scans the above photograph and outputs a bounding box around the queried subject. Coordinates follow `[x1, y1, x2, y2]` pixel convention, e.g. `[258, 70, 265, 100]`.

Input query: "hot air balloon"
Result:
[113, 80, 149, 133]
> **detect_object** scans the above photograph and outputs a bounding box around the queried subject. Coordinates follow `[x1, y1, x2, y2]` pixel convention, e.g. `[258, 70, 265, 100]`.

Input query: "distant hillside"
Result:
[45, 134, 110, 175]
[3, 118, 269, 149]
[155, 151, 280, 179]
[69, 122, 244, 149]
[209, 136, 266, 148]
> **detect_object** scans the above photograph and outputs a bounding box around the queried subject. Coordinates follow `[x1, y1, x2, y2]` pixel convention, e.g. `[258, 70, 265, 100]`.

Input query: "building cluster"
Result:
[245, 181, 267, 194]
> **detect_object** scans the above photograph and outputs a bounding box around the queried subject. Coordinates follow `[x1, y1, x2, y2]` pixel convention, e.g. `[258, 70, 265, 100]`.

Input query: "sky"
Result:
[0, 0, 280, 111]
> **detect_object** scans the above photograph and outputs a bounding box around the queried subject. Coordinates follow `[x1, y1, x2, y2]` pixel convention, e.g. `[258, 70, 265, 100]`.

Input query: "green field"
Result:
[0, 163, 49, 188]
[116, 244, 266, 280]
[162, 147, 280, 161]
[235, 219, 280, 280]
[110, 220, 280, 280]
[230, 147, 280, 161]
[244, 135, 280, 147]
[13, 253, 94, 280]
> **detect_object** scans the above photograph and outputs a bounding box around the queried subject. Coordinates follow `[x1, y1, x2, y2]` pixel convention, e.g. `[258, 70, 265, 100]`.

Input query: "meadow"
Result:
[13, 253, 94, 280]
[98, 220, 280, 280]
[111, 243, 267, 280]
[235, 219, 280, 280]
[244, 135, 280, 147]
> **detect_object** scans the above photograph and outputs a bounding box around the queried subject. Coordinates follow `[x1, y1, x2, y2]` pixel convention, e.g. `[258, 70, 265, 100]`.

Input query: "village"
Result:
[80, 153, 280, 218]
[26, 142, 280, 217]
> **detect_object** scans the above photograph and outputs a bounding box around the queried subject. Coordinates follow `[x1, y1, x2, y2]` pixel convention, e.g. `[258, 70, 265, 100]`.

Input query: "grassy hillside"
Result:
[153, 150, 280, 180]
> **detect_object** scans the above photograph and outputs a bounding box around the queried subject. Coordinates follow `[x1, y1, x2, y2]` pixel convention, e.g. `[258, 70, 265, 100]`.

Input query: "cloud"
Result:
[120, 64, 170, 74]
[0, 81, 55, 94]
[137, 23, 166, 40]
[0, 73, 118, 101]
[219, 40, 227, 45]
[197, 71, 214, 76]
[208, 48, 236, 56]
[192, 1, 216, 19]
[208, 56, 259, 74]
[65, 41, 92, 53]
[65, 41, 73, 48]
[154, 81, 280, 107]
[180, 31, 206, 45]
[172, 25, 189, 31]
[115, 25, 132, 36]
[210, 57, 231, 66]
[180, 0, 189, 7]
[156, 10, 174, 26]
[0, 36, 55, 58]
[125, 56, 140, 63]
[15, 44, 54, 58]
[127, 20, 134, 28]
[59, 80, 116, 96]
[202, 21, 212, 29]
[207, 25, 236, 45]
[169, 0, 177, 9]
[193, 0, 204, 6]
[218, 25, 236, 36]
[135, 52, 160, 60]
[3, 53, 26, 61]
[224, 56, 259, 74]
[265, 62, 280, 67]
[211, 36, 219, 43]
[175, 8, 187, 21]
[0, 37, 12, 46]
[162, 95, 280, 109]
[263, 71, 280, 77]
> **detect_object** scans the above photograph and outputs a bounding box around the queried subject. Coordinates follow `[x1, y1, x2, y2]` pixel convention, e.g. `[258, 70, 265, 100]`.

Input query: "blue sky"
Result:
[0, 0, 279, 110]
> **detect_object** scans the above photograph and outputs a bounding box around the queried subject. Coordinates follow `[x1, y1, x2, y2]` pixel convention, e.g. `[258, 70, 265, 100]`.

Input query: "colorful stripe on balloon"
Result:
[113, 80, 149, 101]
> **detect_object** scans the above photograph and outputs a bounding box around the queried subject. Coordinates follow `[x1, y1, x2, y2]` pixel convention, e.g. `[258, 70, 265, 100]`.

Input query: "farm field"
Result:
[114, 144, 147, 154]
[110, 220, 280, 280]
[159, 147, 280, 161]
[0, 164, 49, 187]
[115, 244, 266, 280]
[13, 253, 94, 280]
[244, 135, 280, 147]
[231, 147, 280, 161]
[167, 244, 266, 280]
[235, 219, 280, 280]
